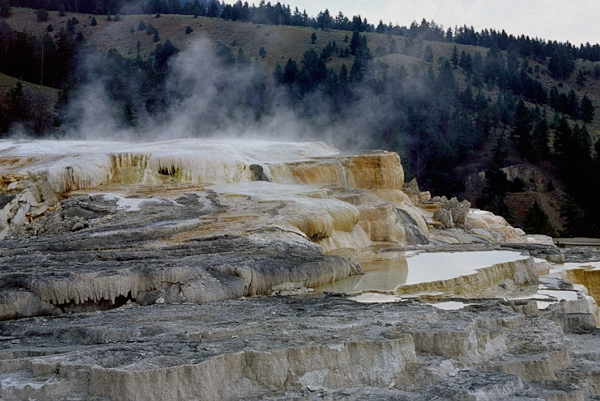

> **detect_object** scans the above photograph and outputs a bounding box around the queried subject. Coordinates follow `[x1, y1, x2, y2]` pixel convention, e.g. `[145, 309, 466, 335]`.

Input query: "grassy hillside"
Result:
[0, 70, 58, 98]
[3, 7, 598, 134]
[4, 7, 374, 75]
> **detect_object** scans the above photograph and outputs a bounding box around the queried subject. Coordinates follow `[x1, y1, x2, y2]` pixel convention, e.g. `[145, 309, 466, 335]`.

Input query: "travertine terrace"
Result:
[1, 139, 599, 400]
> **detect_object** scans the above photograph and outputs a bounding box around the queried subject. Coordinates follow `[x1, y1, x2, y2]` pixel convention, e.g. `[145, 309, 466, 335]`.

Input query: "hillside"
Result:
[3, 7, 378, 79]
[2, 8, 599, 131]
[3, 8, 598, 132]
[2, 6, 600, 236]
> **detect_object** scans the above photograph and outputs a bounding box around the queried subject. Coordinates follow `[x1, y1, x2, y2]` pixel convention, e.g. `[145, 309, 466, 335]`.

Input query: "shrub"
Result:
[36, 8, 49, 22]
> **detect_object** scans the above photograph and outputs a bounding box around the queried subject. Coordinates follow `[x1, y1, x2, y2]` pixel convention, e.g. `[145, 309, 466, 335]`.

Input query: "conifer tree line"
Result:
[4, 0, 600, 64]
[0, 19, 80, 89]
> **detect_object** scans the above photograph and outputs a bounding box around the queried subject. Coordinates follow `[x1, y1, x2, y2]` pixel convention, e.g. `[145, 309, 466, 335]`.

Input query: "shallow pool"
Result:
[317, 250, 529, 294]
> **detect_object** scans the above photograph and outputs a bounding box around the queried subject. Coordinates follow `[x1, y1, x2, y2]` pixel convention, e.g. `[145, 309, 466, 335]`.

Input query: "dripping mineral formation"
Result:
[1, 139, 599, 400]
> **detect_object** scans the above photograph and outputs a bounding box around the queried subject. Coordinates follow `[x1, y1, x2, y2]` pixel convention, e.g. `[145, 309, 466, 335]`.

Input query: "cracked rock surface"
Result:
[1, 192, 362, 320]
[2, 296, 600, 400]
[1, 140, 594, 400]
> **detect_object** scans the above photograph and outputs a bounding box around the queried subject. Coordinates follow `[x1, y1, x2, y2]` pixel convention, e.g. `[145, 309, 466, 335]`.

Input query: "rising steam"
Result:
[33, 34, 397, 151]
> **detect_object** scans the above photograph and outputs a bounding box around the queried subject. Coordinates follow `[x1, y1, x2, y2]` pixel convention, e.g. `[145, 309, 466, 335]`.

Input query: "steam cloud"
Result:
[17, 34, 400, 152]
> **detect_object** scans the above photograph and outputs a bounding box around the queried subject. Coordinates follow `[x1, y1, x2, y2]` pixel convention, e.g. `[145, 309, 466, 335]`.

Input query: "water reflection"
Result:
[317, 250, 528, 294]
[318, 252, 408, 293]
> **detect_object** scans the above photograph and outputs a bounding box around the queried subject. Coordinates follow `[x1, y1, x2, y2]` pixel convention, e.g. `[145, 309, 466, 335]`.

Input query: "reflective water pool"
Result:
[317, 250, 529, 295]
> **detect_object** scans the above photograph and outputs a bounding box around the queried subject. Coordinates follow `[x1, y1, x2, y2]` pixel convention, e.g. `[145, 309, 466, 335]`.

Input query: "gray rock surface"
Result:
[433, 197, 471, 229]
[0, 193, 361, 320]
[1, 296, 600, 400]
[2, 140, 590, 400]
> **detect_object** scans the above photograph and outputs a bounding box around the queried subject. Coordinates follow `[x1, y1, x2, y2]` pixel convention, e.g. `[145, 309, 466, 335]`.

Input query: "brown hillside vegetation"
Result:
[4, 7, 389, 75]
[2, 6, 598, 139]
[3, 7, 600, 235]
[0, 70, 58, 99]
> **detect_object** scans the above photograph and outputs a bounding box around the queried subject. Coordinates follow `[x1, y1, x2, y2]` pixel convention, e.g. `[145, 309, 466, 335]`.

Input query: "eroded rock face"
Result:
[1, 139, 581, 400]
[1, 296, 600, 401]
[0, 139, 555, 321]
[0, 192, 364, 320]
[501, 164, 552, 192]
[432, 197, 471, 229]
[0, 139, 547, 247]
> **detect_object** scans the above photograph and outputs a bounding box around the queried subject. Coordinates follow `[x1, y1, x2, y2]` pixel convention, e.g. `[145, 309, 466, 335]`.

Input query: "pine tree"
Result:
[67, 18, 76, 33]
[524, 202, 556, 236]
[459, 51, 473, 73]
[207, 0, 219, 17]
[530, 117, 550, 161]
[273, 63, 283, 83]
[450, 45, 459, 68]
[0, 0, 10, 18]
[36, 8, 49, 22]
[576, 69, 586, 86]
[281, 58, 298, 85]
[492, 135, 508, 165]
[580, 94, 595, 124]
[423, 44, 434, 62]
[339, 64, 348, 82]
[553, 116, 572, 157]
[349, 31, 360, 55]
[512, 99, 532, 158]
[8, 82, 26, 122]
[478, 162, 511, 216]
[560, 195, 587, 237]
[236, 48, 250, 67]
[567, 90, 579, 120]
[548, 48, 575, 79]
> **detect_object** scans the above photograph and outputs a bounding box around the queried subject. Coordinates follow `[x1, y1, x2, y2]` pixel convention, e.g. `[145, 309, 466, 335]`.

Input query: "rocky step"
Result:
[486, 350, 572, 380]
[516, 380, 585, 401]
[1, 297, 597, 400]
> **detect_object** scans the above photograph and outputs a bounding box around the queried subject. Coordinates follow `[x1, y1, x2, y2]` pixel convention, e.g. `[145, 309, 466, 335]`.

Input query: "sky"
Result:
[286, 0, 600, 46]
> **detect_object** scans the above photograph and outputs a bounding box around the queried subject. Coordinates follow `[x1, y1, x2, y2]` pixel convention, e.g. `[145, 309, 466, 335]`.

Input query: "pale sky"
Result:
[285, 0, 600, 46]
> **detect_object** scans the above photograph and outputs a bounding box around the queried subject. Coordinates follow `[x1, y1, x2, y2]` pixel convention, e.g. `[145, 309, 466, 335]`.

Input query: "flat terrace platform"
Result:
[555, 237, 600, 246]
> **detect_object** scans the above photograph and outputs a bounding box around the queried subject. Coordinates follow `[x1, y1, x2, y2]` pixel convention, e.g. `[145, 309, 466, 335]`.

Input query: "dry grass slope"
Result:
[4, 6, 598, 139]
